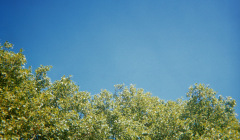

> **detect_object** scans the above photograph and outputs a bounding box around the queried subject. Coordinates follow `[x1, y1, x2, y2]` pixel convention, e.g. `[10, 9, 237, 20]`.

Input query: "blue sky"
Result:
[1, 0, 240, 116]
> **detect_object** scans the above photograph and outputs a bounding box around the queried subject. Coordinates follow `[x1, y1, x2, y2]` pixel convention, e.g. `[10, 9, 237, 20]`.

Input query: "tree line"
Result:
[0, 42, 239, 139]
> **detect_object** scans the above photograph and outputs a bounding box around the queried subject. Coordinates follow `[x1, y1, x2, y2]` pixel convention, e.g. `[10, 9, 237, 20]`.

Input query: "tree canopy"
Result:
[0, 42, 239, 139]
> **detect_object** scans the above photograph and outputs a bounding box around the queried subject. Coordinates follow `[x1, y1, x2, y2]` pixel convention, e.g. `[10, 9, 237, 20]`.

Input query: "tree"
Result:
[0, 42, 91, 139]
[0, 41, 239, 139]
[181, 83, 240, 139]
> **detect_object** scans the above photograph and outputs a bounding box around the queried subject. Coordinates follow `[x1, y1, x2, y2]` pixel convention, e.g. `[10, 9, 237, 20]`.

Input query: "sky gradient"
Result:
[1, 0, 240, 117]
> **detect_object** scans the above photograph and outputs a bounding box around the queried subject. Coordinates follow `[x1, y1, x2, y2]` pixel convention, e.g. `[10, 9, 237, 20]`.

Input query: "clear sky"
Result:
[1, 0, 240, 117]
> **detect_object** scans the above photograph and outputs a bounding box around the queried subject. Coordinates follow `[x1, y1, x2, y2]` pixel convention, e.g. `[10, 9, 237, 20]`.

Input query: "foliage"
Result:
[0, 42, 239, 139]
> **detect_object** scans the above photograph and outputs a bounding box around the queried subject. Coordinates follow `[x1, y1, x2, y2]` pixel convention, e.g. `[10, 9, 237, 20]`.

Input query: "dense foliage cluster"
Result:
[0, 42, 239, 139]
